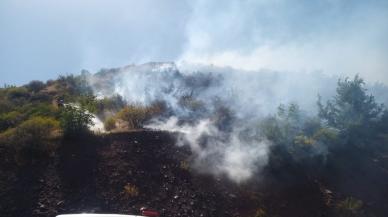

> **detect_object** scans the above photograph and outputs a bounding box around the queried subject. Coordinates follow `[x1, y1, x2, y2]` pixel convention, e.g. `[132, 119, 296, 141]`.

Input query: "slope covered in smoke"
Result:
[89, 62, 337, 114]
[86, 62, 388, 184]
[88, 62, 388, 115]
[1, 63, 388, 217]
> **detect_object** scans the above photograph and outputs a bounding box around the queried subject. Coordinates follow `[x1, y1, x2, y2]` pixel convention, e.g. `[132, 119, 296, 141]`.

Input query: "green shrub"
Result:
[0, 111, 24, 132]
[0, 128, 16, 146]
[15, 116, 60, 144]
[78, 94, 98, 113]
[0, 98, 12, 114]
[60, 105, 94, 138]
[30, 92, 52, 102]
[0, 116, 60, 165]
[6, 87, 30, 100]
[116, 102, 165, 130]
[117, 105, 147, 129]
[57, 74, 93, 96]
[336, 197, 363, 217]
[25, 80, 45, 93]
[23, 103, 59, 119]
[104, 117, 116, 131]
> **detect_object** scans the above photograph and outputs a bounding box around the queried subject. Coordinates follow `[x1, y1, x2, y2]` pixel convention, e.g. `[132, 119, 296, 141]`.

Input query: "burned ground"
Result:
[1, 130, 387, 217]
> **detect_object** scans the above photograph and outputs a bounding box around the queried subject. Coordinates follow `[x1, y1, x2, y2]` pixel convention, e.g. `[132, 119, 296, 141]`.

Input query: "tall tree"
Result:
[318, 75, 384, 144]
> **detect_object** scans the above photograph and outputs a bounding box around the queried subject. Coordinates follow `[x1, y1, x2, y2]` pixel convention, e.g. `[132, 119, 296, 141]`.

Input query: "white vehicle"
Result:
[56, 208, 160, 217]
[57, 215, 143, 217]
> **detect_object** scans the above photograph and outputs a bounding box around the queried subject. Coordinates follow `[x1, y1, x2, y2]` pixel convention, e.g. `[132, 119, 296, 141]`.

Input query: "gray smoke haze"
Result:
[180, 0, 388, 84]
[88, 62, 388, 183]
[146, 117, 270, 183]
[1, 0, 387, 183]
[92, 62, 340, 115]
[1, 0, 388, 85]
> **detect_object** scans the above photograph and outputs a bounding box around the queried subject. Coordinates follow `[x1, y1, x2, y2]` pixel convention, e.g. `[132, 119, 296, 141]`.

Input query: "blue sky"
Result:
[1, 0, 388, 85]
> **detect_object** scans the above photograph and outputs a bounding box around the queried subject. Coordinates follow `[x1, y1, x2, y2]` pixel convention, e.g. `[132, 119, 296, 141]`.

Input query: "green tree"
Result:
[60, 105, 94, 138]
[318, 75, 384, 144]
[78, 94, 98, 113]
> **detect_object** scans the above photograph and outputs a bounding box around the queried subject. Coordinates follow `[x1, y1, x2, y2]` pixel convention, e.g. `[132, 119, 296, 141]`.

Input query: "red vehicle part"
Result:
[140, 210, 160, 217]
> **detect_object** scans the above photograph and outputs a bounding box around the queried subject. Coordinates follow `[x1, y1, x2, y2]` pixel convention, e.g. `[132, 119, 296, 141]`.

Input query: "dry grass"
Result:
[122, 183, 139, 198]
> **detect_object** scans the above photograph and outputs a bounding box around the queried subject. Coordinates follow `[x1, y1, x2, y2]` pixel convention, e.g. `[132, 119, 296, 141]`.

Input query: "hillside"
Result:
[1, 64, 388, 217]
[0, 131, 346, 217]
[2, 129, 388, 217]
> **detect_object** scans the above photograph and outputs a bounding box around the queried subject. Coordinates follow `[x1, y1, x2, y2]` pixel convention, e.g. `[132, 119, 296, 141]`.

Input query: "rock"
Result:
[229, 193, 237, 198]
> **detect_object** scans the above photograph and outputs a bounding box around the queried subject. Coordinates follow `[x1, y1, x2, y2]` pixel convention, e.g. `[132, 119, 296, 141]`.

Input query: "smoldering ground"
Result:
[88, 62, 388, 183]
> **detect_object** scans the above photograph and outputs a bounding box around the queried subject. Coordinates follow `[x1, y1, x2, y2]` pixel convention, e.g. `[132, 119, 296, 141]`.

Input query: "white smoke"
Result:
[146, 117, 270, 183]
[113, 64, 274, 183]
[88, 62, 388, 183]
[95, 62, 339, 115]
[89, 62, 331, 183]
[89, 115, 105, 133]
[64, 103, 106, 133]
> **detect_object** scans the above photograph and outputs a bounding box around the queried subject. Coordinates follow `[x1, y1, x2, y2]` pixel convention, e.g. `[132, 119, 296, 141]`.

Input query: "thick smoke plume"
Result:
[146, 117, 270, 183]
[88, 62, 387, 183]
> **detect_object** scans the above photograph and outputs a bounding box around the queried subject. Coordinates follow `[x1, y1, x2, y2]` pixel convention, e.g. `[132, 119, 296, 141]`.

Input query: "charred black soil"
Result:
[1, 130, 387, 217]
